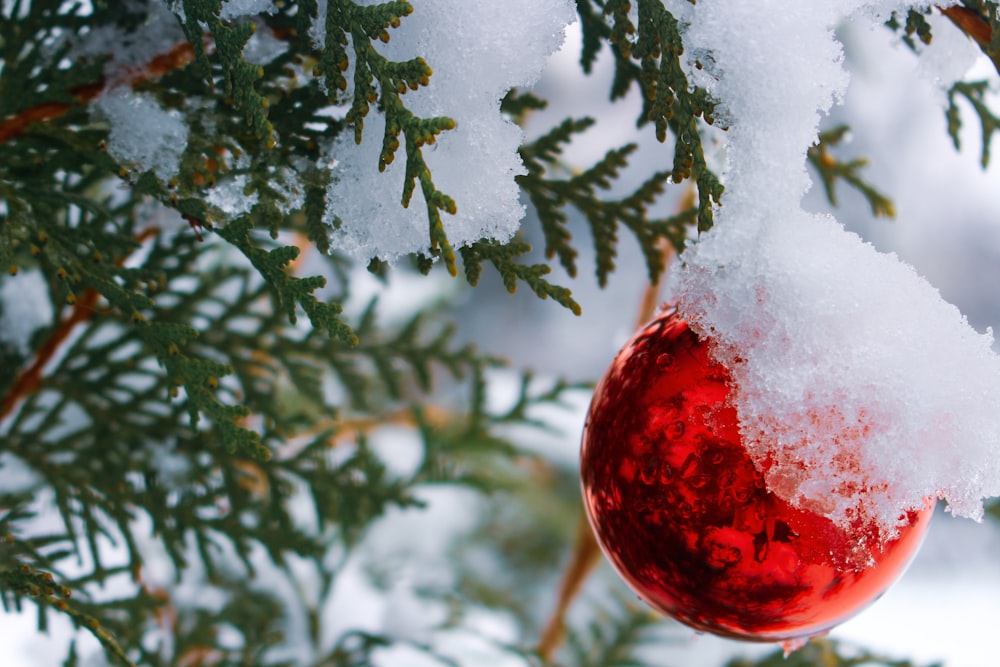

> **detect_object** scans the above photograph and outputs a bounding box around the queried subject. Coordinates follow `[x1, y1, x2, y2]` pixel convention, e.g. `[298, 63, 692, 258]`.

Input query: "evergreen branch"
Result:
[947, 80, 1000, 168]
[885, 8, 933, 51]
[0, 215, 267, 459]
[562, 595, 661, 667]
[807, 125, 896, 218]
[313, 0, 460, 273]
[518, 117, 693, 287]
[350, 306, 474, 400]
[292, 436, 426, 547]
[304, 170, 334, 255]
[501, 89, 550, 126]
[0, 281, 101, 421]
[402, 117, 459, 274]
[460, 239, 582, 315]
[0, 563, 136, 667]
[176, 0, 274, 140]
[574, 0, 725, 233]
[215, 216, 357, 344]
[574, 0, 611, 75]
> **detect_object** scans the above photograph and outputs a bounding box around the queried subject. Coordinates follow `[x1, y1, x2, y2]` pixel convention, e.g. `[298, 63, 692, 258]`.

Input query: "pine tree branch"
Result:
[947, 80, 1000, 167]
[807, 125, 895, 218]
[574, 0, 726, 233]
[459, 239, 582, 315]
[886, 8, 933, 50]
[0, 283, 100, 421]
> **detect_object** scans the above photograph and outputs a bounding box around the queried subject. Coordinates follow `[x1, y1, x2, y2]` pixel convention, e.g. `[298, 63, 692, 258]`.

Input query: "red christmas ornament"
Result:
[580, 308, 932, 643]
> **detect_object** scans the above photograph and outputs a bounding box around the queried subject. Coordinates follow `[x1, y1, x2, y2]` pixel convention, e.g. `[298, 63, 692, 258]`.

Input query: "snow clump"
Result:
[671, 0, 1000, 536]
[94, 87, 189, 181]
[318, 0, 577, 261]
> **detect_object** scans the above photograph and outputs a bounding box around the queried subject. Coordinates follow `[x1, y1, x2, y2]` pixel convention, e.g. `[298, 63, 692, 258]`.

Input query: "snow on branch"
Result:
[672, 0, 1000, 534]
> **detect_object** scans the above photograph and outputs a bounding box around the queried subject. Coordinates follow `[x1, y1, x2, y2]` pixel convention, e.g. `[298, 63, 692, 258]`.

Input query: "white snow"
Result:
[242, 24, 288, 65]
[319, 0, 577, 262]
[669, 1, 1000, 535]
[68, 0, 187, 78]
[94, 87, 189, 181]
[219, 0, 277, 22]
[912, 10, 982, 93]
[0, 269, 52, 356]
[205, 173, 258, 217]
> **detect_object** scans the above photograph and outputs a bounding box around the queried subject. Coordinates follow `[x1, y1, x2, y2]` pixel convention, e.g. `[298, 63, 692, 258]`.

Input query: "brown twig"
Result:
[0, 37, 200, 417]
[535, 513, 603, 662]
[938, 4, 1000, 76]
[535, 186, 693, 662]
[0, 287, 102, 421]
[0, 227, 160, 422]
[0, 41, 196, 146]
[939, 5, 992, 48]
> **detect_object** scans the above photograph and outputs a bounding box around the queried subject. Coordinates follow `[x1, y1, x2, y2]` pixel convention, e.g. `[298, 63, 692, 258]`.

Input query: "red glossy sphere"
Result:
[580, 309, 932, 642]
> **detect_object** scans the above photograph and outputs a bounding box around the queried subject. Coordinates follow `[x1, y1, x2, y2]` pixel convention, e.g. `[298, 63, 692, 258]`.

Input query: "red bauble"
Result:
[580, 308, 931, 643]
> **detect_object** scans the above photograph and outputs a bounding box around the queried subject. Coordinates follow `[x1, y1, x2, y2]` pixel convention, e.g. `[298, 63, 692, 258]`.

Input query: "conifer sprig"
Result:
[885, 8, 933, 50]
[575, 0, 725, 233]
[459, 239, 583, 316]
[807, 125, 896, 218]
[516, 115, 694, 287]
[175, 0, 275, 140]
[947, 80, 1000, 168]
[312, 0, 461, 272]
[561, 596, 662, 667]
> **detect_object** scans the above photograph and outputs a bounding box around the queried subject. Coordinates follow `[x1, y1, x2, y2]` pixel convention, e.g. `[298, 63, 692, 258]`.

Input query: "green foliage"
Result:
[807, 125, 895, 218]
[575, 0, 725, 233]
[460, 239, 583, 316]
[885, 8, 933, 51]
[312, 0, 460, 273]
[448, 462, 581, 631]
[177, 0, 274, 140]
[0, 1, 103, 121]
[947, 80, 1000, 168]
[513, 105, 695, 287]
[937, 3, 1000, 167]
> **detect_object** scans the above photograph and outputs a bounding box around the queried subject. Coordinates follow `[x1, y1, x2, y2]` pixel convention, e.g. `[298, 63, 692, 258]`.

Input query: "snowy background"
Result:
[5, 5, 1000, 667]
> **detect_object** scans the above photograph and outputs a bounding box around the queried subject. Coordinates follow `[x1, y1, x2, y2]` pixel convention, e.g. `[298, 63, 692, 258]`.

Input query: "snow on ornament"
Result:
[581, 308, 932, 644]
[580, 0, 1000, 647]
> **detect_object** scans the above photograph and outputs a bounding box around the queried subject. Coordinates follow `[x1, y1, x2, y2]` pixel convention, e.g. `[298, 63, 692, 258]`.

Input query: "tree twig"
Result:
[0, 41, 196, 145]
[939, 5, 991, 48]
[0, 227, 160, 422]
[534, 186, 693, 662]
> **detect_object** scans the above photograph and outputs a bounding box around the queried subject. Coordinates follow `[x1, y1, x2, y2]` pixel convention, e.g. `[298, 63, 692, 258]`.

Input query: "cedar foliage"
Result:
[0, 1, 998, 666]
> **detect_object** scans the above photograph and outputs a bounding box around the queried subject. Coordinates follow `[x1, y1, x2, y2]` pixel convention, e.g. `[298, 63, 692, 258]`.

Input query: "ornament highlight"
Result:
[580, 308, 932, 643]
